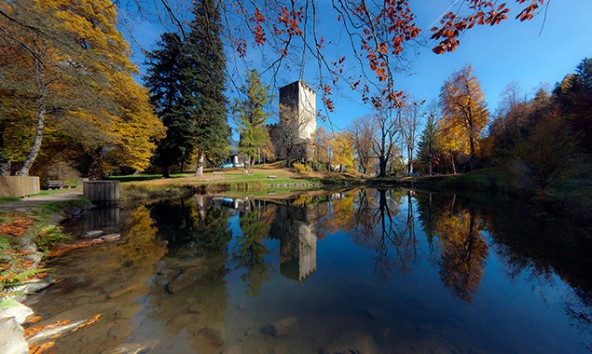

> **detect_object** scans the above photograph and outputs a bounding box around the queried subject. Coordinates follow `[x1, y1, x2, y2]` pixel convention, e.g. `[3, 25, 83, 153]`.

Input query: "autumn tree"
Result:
[181, 0, 230, 177]
[400, 99, 424, 175]
[439, 65, 489, 171]
[313, 126, 331, 170]
[371, 108, 400, 177]
[145, 32, 193, 177]
[105, 73, 166, 173]
[349, 117, 376, 175]
[0, 0, 163, 178]
[328, 131, 355, 172]
[233, 69, 272, 171]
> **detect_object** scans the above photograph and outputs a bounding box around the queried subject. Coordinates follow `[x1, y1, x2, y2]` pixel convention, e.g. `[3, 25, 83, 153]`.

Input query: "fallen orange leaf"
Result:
[72, 314, 101, 332]
[25, 320, 72, 338]
[49, 239, 105, 257]
[29, 340, 55, 354]
[26, 315, 42, 324]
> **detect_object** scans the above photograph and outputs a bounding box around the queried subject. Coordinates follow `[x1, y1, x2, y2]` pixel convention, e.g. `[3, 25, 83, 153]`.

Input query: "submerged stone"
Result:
[223, 344, 242, 354]
[261, 316, 299, 337]
[167, 266, 206, 293]
[82, 230, 104, 238]
[101, 234, 121, 242]
[322, 333, 380, 354]
[198, 325, 224, 347]
[107, 339, 159, 354]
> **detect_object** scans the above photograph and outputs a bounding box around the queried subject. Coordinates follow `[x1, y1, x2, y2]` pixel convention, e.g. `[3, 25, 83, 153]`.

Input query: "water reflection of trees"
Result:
[415, 194, 489, 302]
[233, 202, 275, 295]
[416, 191, 592, 332]
[478, 199, 592, 340]
[326, 188, 489, 301]
[434, 205, 488, 303]
[146, 196, 233, 353]
[140, 191, 591, 349]
[332, 189, 419, 278]
[115, 205, 167, 267]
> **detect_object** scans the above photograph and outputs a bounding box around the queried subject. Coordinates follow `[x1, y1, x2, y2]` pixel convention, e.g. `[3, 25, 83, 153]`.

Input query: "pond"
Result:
[29, 188, 592, 353]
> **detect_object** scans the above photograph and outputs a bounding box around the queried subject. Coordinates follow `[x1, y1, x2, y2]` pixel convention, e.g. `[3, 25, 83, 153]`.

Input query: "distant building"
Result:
[267, 80, 317, 163]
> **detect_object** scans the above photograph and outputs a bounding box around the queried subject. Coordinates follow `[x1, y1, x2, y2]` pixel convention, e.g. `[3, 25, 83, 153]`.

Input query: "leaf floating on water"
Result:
[49, 239, 105, 257]
[25, 320, 72, 338]
[29, 341, 55, 354]
[72, 314, 101, 332]
[26, 315, 42, 324]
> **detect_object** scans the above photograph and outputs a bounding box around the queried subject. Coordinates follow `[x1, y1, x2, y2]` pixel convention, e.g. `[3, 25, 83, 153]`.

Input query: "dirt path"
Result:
[0, 188, 85, 211]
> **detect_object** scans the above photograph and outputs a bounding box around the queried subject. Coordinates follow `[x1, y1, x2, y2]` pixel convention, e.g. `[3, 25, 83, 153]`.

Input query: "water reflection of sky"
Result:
[38, 188, 592, 353]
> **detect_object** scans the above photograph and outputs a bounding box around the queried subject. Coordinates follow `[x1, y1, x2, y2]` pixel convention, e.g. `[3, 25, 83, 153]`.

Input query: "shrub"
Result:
[293, 162, 312, 175]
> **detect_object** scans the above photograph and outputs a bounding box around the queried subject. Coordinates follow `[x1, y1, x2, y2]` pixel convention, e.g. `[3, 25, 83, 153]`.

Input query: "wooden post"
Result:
[83, 180, 119, 206]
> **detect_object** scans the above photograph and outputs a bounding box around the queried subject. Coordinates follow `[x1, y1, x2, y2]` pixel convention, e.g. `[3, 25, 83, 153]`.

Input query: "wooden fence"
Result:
[0, 176, 40, 197]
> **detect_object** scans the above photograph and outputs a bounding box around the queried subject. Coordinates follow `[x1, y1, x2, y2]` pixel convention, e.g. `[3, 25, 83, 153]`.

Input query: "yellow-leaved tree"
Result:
[0, 0, 164, 177]
[105, 73, 166, 172]
[438, 65, 489, 171]
[329, 131, 355, 172]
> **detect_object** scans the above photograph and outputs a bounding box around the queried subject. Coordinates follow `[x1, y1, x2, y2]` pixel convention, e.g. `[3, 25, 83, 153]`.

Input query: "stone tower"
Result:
[269, 80, 316, 162]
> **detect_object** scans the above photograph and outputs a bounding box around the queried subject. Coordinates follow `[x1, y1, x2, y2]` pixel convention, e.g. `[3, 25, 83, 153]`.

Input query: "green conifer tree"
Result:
[145, 32, 194, 177]
[234, 69, 272, 171]
[181, 0, 230, 176]
[417, 112, 441, 175]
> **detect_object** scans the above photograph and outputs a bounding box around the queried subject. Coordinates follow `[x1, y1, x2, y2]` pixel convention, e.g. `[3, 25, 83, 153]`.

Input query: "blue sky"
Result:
[123, 1, 592, 134]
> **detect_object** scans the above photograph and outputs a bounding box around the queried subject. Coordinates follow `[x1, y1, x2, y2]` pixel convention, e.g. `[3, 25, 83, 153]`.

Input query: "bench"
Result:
[46, 180, 63, 189]
[267, 175, 277, 179]
[213, 171, 224, 176]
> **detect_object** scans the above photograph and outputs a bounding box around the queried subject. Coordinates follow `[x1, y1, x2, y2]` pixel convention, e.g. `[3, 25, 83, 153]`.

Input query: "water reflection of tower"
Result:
[269, 201, 317, 281]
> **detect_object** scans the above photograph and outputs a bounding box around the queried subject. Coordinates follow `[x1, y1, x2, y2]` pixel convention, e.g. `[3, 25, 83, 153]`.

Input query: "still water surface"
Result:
[31, 189, 592, 353]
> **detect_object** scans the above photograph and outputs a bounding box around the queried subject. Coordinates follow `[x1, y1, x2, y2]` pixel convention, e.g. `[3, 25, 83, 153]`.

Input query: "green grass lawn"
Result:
[0, 197, 21, 204]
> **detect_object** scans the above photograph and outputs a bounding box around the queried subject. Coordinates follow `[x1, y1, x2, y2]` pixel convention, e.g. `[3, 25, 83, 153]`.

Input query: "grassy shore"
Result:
[109, 166, 365, 205]
[0, 199, 92, 298]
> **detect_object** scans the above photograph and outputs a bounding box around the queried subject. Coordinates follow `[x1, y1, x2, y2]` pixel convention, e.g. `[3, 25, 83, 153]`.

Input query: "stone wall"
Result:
[0, 176, 40, 197]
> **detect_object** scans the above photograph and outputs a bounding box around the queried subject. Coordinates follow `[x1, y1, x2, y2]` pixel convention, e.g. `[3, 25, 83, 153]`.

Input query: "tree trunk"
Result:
[17, 106, 45, 176]
[378, 157, 388, 177]
[0, 156, 10, 176]
[468, 136, 475, 171]
[195, 150, 204, 177]
[163, 165, 171, 178]
[17, 60, 46, 176]
[0, 124, 11, 175]
[87, 148, 104, 180]
[450, 151, 457, 174]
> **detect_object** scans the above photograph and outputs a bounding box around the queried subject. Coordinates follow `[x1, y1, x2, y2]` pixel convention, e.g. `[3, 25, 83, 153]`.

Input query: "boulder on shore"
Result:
[0, 317, 28, 354]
